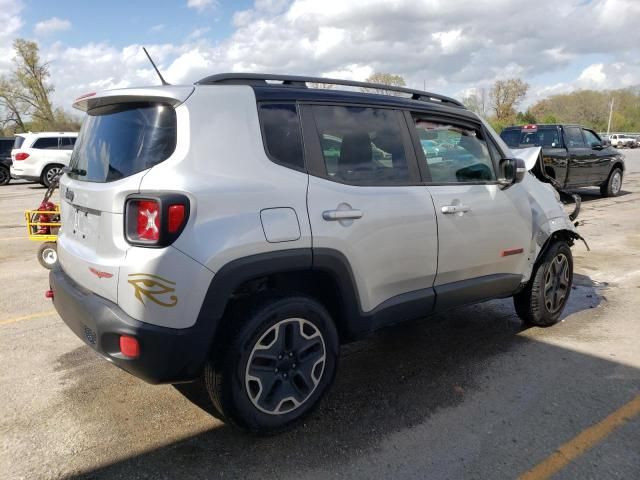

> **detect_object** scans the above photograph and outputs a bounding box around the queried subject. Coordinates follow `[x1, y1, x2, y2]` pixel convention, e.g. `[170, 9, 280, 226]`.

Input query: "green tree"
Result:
[0, 38, 80, 133]
[529, 88, 640, 132]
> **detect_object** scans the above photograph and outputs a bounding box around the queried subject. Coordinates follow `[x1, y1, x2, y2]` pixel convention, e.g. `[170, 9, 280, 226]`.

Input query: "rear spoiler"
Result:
[73, 86, 195, 112]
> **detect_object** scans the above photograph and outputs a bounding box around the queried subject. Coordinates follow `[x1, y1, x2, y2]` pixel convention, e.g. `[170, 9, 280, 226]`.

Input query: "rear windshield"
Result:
[69, 103, 177, 183]
[13, 136, 25, 149]
[500, 127, 562, 148]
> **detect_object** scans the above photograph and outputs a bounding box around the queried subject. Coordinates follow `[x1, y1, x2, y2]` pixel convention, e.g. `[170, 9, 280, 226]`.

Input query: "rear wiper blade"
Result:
[65, 167, 87, 176]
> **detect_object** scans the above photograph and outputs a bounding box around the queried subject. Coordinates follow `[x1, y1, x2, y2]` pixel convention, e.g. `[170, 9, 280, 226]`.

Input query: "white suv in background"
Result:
[11, 132, 78, 187]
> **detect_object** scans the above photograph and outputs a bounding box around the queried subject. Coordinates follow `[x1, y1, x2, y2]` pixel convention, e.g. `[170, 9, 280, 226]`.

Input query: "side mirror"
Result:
[498, 158, 526, 188]
[591, 141, 603, 150]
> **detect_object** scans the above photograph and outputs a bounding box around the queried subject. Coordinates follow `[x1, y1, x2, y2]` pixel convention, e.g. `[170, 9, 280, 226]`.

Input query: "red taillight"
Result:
[167, 204, 186, 233]
[45, 289, 54, 299]
[15, 152, 29, 160]
[135, 200, 160, 241]
[125, 195, 189, 247]
[119, 335, 140, 358]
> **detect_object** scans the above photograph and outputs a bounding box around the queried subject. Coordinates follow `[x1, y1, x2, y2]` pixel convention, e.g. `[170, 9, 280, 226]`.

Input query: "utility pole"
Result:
[607, 98, 614, 135]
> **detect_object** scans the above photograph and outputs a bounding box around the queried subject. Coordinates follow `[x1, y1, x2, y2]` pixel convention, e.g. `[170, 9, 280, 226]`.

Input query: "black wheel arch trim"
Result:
[198, 248, 523, 348]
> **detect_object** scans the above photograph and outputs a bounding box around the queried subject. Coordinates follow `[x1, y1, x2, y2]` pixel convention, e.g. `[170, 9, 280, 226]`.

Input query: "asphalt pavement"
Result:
[1, 152, 639, 480]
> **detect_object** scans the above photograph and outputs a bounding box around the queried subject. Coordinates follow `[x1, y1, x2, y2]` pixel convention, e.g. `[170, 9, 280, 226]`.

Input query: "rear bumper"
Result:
[10, 165, 40, 181]
[50, 267, 212, 384]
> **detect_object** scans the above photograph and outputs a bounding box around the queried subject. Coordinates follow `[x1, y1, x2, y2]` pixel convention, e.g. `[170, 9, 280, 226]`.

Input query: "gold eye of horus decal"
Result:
[128, 273, 178, 308]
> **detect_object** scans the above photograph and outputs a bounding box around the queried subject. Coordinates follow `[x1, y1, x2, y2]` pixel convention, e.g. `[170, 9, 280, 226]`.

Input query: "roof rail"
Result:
[195, 73, 465, 108]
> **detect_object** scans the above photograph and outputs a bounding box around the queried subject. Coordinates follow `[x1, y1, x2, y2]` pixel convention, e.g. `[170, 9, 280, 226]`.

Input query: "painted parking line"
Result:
[0, 310, 57, 326]
[519, 393, 640, 480]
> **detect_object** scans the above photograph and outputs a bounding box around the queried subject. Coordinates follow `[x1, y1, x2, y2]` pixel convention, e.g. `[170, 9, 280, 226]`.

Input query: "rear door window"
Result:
[32, 137, 60, 149]
[564, 127, 586, 148]
[310, 105, 411, 185]
[69, 103, 177, 183]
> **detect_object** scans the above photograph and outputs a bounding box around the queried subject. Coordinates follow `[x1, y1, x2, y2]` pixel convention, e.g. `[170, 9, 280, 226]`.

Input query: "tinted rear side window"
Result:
[32, 137, 59, 149]
[13, 136, 25, 149]
[259, 103, 304, 170]
[500, 129, 521, 148]
[0, 140, 13, 156]
[69, 103, 176, 183]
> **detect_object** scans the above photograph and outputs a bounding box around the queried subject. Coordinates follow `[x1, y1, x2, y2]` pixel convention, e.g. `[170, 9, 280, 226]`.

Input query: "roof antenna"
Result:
[142, 47, 170, 86]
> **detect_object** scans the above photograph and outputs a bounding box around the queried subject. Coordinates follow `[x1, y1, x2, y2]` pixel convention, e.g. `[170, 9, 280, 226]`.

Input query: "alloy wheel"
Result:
[46, 167, 62, 186]
[543, 253, 570, 314]
[42, 247, 58, 265]
[245, 318, 326, 415]
[611, 171, 622, 195]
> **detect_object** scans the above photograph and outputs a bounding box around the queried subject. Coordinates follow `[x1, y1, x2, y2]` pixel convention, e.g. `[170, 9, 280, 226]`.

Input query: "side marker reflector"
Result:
[502, 248, 524, 257]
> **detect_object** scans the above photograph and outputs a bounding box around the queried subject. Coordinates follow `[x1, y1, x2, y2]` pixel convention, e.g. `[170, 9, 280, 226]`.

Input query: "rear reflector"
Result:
[45, 289, 54, 299]
[120, 335, 140, 358]
[167, 204, 186, 233]
[15, 152, 29, 161]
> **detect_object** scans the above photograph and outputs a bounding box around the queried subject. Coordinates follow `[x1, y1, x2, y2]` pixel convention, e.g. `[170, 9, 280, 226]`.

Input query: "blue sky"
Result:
[23, 0, 253, 46]
[1, 0, 638, 111]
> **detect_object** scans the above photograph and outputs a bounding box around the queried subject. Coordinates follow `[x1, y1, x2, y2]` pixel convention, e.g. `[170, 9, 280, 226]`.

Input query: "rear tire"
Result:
[41, 164, 63, 188]
[37, 242, 58, 270]
[514, 240, 573, 327]
[0, 166, 10, 186]
[600, 168, 622, 197]
[204, 294, 339, 434]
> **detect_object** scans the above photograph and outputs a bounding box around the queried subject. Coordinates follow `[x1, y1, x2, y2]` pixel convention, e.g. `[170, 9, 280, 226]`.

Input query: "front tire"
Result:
[204, 295, 339, 434]
[514, 240, 573, 327]
[600, 168, 623, 197]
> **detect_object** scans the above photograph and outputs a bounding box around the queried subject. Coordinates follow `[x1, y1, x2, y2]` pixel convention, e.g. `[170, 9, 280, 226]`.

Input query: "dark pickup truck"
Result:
[0, 137, 14, 186]
[501, 124, 625, 197]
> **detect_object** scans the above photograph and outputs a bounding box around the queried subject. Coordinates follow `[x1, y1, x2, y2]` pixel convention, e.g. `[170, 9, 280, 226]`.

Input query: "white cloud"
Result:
[186, 27, 211, 41]
[34, 17, 71, 36]
[2, 0, 640, 115]
[187, 0, 218, 12]
[0, 0, 23, 71]
[149, 24, 165, 33]
[578, 63, 607, 87]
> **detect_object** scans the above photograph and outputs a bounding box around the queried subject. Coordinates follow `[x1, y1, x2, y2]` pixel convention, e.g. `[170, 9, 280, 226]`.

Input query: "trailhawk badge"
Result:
[128, 273, 178, 307]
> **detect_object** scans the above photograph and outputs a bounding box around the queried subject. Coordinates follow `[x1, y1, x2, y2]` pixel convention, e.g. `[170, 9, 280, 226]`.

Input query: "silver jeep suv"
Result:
[49, 74, 582, 433]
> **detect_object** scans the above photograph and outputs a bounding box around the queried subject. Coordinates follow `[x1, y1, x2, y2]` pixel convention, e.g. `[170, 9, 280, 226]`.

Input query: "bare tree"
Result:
[0, 78, 28, 132]
[307, 82, 334, 90]
[462, 87, 489, 118]
[490, 78, 529, 122]
[361, 72, 406, 96]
